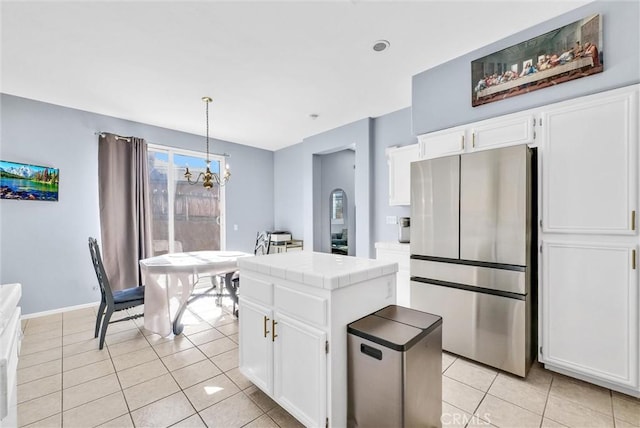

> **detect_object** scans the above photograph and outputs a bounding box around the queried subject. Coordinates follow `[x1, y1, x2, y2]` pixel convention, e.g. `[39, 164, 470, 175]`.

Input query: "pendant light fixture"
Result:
[184, 96, 230, 189]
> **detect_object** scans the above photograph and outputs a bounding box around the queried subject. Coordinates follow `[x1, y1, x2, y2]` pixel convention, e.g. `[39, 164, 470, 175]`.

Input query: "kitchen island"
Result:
[237, 251, 398, 428]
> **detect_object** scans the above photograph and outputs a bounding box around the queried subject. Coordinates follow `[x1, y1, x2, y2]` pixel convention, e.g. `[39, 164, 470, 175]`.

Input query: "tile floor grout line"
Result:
[60, 312, 65, 428]
[105, 323, 131, 420]
[471, 370, 500, 427]
[15, 389, 62, 428]
[548, 375, 620, 421]
[20, 303, 284, 428]
[539, 372, 555, 427]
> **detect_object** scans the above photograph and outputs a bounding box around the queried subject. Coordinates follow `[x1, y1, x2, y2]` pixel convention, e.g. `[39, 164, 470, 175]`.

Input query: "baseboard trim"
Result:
[21, 301, 100, 320]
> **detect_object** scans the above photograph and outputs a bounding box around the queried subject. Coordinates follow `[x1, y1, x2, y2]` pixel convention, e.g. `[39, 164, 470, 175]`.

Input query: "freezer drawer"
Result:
[460, 145, 531, 266]
[410, 258, 528, 295]
[411, 280, 531, 377]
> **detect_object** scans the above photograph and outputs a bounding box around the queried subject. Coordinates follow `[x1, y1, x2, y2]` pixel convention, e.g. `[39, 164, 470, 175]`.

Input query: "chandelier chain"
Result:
[205, 99, 210, 163]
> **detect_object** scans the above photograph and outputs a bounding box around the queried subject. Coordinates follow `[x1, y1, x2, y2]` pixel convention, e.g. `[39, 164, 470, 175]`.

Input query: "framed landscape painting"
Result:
[0, 160, 59, 201]
[471, 14, 603, 107]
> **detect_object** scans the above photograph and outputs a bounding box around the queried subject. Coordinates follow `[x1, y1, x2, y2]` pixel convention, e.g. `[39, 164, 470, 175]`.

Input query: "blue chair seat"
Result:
[113, 285, 145, 304]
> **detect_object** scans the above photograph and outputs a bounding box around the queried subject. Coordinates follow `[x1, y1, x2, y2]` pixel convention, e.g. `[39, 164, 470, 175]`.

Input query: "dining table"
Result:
[139, 250, 252, 336]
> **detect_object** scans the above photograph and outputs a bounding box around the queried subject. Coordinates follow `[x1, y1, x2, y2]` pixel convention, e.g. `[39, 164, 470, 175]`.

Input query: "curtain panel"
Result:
[98, 133, 151, 290]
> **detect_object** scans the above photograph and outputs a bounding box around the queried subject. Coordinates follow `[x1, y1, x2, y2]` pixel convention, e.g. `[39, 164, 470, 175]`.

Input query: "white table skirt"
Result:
[139, 251, 252, 336]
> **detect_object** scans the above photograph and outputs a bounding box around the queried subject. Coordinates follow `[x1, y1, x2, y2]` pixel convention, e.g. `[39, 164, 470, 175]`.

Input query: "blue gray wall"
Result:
[372, 107, 414, 245]
[302, 119, 372, 257]
[274, 108, 415, 257]
[273, 142, 304, 239]
[0, 94, 274, 315]
[412, 0, 640, 135]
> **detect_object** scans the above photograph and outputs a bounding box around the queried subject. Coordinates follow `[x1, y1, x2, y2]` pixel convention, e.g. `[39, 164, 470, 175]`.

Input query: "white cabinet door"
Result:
[417, 127, 466, 159]
[386, 144, 420, 206]
[541, 241, 638, 387]
[273, 313, 327, 428]
[471, 114, 534, 151]
[239, 298, 273, 394]
[541, 88, 638, 234]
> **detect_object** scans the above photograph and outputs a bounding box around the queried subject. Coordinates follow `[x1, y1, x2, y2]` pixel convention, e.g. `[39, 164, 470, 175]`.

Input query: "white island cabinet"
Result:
[238, 252, 398, 428]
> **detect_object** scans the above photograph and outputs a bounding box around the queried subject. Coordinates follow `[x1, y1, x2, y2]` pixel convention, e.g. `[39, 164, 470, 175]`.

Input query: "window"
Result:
[147, 145, 225, 255]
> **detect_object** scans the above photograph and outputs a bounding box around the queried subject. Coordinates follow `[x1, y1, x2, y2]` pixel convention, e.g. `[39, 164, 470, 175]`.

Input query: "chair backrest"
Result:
[88, 237, 115, 305]
[254, 231, 271, 255]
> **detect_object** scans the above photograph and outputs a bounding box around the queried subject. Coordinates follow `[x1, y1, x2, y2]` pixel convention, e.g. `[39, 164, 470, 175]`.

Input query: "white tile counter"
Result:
[238, 250, 398, 289]
[238, 251, 397, 427]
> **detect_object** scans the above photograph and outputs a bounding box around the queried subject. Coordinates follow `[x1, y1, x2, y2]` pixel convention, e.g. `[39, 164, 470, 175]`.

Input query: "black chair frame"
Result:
[89, 237, 144, 349]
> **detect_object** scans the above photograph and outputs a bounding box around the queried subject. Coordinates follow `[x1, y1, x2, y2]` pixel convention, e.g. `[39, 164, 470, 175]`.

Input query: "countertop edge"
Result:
[238, 252, 398, 290]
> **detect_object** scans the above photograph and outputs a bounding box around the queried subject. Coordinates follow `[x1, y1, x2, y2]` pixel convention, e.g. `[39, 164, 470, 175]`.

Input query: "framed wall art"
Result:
[0, 160, 59, 201]
[471, 14, 603, 107]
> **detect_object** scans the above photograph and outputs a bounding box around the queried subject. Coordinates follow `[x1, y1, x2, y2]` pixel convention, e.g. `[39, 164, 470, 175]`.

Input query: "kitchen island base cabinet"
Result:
[274, 313, 327, 427]
[238, 298, 273, 394]
[238, 252, 398, 428]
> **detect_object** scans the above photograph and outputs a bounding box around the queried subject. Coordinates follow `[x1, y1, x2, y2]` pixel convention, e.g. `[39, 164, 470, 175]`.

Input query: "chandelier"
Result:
[184, 96, 231, 189]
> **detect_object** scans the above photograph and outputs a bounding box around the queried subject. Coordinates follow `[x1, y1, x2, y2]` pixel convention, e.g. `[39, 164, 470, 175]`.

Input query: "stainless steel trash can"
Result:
[347, 305, 442, 428]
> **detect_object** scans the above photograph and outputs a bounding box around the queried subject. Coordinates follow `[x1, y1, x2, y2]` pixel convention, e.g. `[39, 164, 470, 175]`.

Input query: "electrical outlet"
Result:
[233, 224, 238, 231]
[386, 216, 398, 225]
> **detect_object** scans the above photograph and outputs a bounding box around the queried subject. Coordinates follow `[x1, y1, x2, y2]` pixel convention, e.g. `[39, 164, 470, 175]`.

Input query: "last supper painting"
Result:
[471, 14, 602, 107]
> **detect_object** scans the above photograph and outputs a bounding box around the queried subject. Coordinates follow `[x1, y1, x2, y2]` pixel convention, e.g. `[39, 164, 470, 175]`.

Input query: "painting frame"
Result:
[0, 160, 60, 201]
[471, 14, 603, 107]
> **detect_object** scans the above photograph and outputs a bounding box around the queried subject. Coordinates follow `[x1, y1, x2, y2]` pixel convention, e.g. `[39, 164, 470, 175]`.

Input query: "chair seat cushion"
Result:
[113, 285, 145, 304]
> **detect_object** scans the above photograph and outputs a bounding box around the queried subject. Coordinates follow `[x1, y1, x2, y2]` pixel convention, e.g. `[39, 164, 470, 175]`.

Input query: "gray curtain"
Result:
[98, 133, 151, 290]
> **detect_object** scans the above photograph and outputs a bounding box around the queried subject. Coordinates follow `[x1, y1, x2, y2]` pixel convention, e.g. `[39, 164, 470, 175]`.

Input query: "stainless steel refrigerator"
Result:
[410, 144, 535, 377]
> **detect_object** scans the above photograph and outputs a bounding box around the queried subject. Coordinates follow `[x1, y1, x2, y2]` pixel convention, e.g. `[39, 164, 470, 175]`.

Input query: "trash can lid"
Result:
[348, 314, 423, 352]
[374, 305, 442, 332]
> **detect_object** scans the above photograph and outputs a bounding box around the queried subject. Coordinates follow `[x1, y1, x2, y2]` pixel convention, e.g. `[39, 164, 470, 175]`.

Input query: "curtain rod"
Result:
[95, 131, 132, 142]
[96, 131, 231, 158]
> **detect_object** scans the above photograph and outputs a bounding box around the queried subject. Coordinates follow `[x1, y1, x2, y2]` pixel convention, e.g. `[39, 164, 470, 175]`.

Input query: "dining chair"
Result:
[88, 237, 145, 349]
[254, 230, 272, 255]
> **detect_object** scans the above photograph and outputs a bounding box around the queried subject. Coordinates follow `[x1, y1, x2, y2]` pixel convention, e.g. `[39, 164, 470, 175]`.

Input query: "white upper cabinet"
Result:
[417, 125, 466, 159]
[541, 87, 638, 234]
[471, 114, 535, 151]
[417, 113, 535, 160]
[386, 143, 419, 206]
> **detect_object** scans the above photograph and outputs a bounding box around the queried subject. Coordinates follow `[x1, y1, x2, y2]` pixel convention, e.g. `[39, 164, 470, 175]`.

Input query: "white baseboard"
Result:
[21, 301, 101, 320]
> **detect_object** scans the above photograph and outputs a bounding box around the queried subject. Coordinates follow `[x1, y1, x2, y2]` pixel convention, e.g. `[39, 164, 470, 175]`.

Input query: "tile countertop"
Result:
[238, 251, 398, 290]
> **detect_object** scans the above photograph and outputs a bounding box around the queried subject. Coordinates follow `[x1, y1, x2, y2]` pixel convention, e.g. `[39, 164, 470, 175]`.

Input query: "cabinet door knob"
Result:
[633, 249, 637, 270]
[632, 210, 636, 231]
[272, 320, 278, 342]
[460, 135, 465, 150]
[472, 132, 476, 148]
[263, 316, 270, 338]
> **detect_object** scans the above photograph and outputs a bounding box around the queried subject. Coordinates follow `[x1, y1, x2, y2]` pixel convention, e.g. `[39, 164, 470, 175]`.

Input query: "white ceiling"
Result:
[1, 1, 590, 151]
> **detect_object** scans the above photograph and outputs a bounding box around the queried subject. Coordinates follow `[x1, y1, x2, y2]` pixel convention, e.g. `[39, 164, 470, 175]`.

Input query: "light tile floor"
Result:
[18, 297, 640, 428]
